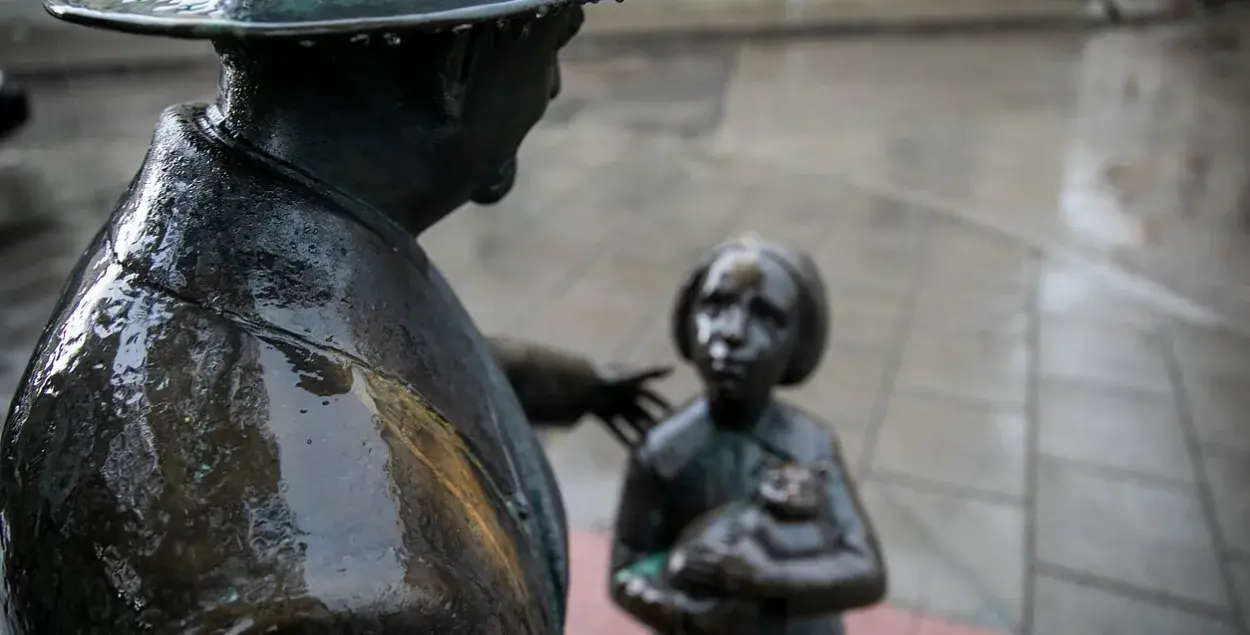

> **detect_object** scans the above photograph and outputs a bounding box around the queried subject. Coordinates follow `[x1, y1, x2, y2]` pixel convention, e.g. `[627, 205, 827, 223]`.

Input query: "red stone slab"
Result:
[911, 617, 1008, 635]
[568, 526, 646, 635]
[565, 529, 1007, 635]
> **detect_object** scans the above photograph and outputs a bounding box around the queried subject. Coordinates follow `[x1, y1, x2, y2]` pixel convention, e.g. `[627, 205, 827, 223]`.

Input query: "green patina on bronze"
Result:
[618, 553, 668, 583]
[44, 0, 588, 38]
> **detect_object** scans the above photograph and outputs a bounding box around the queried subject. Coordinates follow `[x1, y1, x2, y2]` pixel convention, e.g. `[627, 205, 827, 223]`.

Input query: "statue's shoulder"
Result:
[635, 397, 715, 480]
[2, 233, 285, 535]
[7, 236, 275, 435]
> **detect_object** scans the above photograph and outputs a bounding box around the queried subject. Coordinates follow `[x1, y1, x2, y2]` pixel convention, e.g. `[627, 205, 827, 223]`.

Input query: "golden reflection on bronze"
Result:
[357, 372, 531, 608]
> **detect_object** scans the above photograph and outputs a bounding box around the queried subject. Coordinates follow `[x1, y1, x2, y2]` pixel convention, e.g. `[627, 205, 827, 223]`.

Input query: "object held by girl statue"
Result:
[608, 236, 887, 635]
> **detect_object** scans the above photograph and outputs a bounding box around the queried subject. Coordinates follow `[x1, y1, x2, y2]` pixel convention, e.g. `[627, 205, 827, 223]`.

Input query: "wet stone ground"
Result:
[2, 16, 1250, 635]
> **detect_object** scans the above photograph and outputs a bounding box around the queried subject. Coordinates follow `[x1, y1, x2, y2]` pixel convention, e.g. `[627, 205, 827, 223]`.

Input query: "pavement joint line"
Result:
[850, 189, 930, 479]
[1228, 550, 1250, 566]
[1160, 331, 1250, 633]
[1021, 239, 1042, 635]
[1035, 371, 1178, 399]
[1036, 452, 1203, 494]
[864, 468, 1027, 508]
[1199, 442, 1250, 460]
[891, 380, 1028, 415]
[1034, 561, 1239, 623]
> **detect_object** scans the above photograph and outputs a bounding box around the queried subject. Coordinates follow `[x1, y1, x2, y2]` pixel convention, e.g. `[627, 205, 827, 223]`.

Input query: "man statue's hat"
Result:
[671, 235, 831, 387]
[45, 0, 585, 38]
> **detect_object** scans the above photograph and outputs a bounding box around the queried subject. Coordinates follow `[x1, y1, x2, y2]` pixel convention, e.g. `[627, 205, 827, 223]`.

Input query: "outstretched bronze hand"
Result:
[486, 336, 672, 448]
[584, 364, 672, 447]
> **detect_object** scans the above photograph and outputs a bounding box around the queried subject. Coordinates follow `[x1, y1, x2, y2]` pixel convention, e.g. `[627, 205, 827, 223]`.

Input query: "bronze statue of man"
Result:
[0, 0, 671, 632]
[609, 237, 888, 635]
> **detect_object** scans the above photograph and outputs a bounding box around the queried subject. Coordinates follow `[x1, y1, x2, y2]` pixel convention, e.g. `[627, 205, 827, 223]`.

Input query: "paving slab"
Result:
[896, 329, 1031, 410]
[1232, 560, 1250, 632]
[1039, 316, 1174, 394]
[1035, 460, 1229, 609]
[871, 389, 1029, 500]
[1031, 574, 1239, 635]
[1200, 448, 1250, 558]
[856, 480, 1027, 632]
[1038, 378, 1196, 483]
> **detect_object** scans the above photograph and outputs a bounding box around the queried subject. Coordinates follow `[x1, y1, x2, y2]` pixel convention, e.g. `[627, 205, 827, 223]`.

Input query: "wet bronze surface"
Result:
[0, 107, 562, 631]
[0, 4, 610, 633]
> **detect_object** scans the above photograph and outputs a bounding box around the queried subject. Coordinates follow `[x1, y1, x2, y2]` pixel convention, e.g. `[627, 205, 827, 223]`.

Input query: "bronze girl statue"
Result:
[609, 237, 888, 635]
[0, 0, 670, 633]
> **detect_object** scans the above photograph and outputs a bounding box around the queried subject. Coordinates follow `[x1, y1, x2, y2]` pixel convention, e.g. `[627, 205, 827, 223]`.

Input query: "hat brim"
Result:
[45, 0, 576, 39]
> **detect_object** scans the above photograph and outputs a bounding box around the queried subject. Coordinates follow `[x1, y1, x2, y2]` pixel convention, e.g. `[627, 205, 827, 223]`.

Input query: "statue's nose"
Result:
[708, 339, 731, 362]
[715, 306, 748, 345]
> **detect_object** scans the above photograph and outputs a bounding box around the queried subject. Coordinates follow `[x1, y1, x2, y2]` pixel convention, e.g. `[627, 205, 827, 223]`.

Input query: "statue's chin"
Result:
[470, 157, 518, 206]
[707, 375, 754, 403]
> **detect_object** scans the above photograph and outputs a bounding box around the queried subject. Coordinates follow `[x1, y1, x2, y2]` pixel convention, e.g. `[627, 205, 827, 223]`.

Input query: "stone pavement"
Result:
[2, 13, 1250, 635]
[0, 0, 1203, 75]
[578, 0, 1198, 37]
